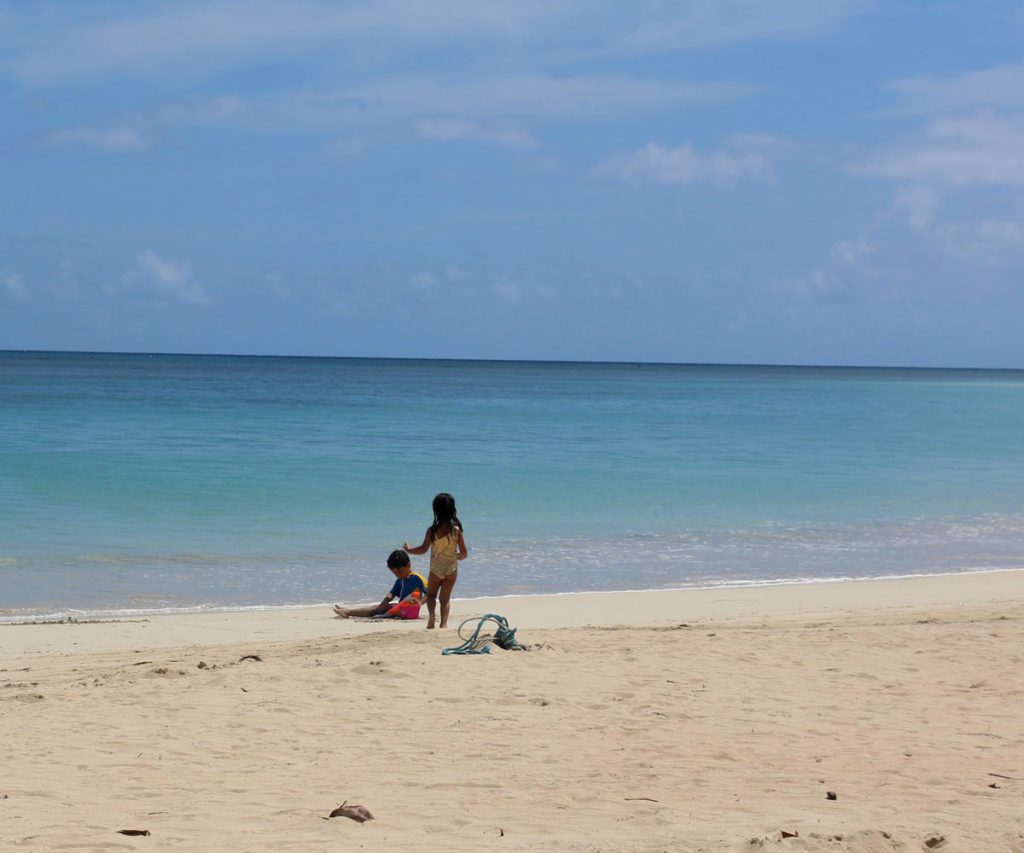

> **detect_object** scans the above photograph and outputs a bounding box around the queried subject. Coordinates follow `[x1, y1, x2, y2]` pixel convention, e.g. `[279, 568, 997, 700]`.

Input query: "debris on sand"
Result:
[328, 800, 374, 823]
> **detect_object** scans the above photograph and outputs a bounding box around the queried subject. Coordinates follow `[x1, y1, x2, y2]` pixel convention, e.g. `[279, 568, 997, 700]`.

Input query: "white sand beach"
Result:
[2, 570, 1023, 851]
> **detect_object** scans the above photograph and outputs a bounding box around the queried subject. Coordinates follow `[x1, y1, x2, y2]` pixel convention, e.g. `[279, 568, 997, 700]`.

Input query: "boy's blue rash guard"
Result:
[390, 574, 427, 601]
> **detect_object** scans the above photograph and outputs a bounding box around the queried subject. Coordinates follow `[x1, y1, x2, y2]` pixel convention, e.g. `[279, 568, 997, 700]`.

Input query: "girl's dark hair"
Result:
[429, 492, 463, 540]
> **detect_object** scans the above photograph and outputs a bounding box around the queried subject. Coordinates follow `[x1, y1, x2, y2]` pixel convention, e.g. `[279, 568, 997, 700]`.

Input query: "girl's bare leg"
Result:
[426, 573, 442, 629]
[438, 571, 457, 629]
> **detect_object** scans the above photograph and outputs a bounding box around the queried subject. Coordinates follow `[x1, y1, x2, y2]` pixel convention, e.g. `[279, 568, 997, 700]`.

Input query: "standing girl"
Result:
[403, 492, 468, 629]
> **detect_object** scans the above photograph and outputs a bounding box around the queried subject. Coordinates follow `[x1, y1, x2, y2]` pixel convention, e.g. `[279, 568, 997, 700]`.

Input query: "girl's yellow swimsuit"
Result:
[429, 528, 460, 579]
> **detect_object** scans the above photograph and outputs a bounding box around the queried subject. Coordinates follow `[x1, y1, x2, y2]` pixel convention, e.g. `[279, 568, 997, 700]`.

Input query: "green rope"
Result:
[441, 614, 528, 655]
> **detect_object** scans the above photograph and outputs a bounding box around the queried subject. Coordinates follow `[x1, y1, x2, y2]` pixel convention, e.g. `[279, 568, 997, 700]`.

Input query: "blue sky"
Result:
[2, 1, 1023, 366]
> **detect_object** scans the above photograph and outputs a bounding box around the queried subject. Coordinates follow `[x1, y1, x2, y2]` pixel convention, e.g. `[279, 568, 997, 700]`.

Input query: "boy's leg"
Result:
[426, 573, 442, 629]
[438, 571, 458, 629]
[333, 602, 389, 619]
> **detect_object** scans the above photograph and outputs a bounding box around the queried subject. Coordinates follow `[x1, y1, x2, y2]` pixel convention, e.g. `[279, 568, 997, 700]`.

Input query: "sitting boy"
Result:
[332, 549, 427, 619]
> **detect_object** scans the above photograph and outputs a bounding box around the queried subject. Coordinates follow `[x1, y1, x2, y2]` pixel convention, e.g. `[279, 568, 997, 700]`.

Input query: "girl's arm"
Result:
[403, 528, 432, 556]
[456, 529, 468, 561]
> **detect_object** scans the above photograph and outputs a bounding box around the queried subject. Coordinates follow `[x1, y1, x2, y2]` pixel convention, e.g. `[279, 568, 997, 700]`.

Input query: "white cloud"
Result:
[410, 271, 437, 288]
[784, 268, 850, 300]
[856, 112, 1024, 235]
[407, 270, 440, 301]
[887, 64, 1024, 114]
[493, 282, 521, 302]
[775, 233, 907, 311]
[892, 185, 940, 232]
[244, 73, 752, 154]
[973, 219, 1024, 247]
[859, 113, 1024, 189]
[831, 240, 873, 263]
[414, 118, 538, 150]
[326, 136, 367, 158]
[929, 219, 1024, 263]
[781, 236, 877, 302]
[1, 270, 29, 299]
[7, 1, 571, 82]
[289, 74, 752, 128]
[621, 0, 870, 55]
[158, 95, 246, 123]
[598, 133, 788, 187]
[46, 126, 146, 150]
[43, 97, 246, 154]
[6, 1, 870, 82]
[38, 72, 752, 157]
[121, 251, 211, 305]
[10, 6, 789, 156]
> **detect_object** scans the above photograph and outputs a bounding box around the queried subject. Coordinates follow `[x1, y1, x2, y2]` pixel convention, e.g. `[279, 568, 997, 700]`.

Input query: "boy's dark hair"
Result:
[386, 549, 411, 570]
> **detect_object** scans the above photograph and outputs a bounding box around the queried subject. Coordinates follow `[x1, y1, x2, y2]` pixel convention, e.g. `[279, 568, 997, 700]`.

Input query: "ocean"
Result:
[2, 351, 1023, 621]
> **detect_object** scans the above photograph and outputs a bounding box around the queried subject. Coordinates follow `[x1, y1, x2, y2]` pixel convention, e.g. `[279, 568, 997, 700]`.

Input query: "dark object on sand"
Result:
[442, 614, 528, 655]
[197, 661, 208, 669]
[826, 791, 838, 800]
[117, 829, 150, 836]
[781, 829, 799, 838]
[238, 654, 262, 662]
[328, 801, 374, 822]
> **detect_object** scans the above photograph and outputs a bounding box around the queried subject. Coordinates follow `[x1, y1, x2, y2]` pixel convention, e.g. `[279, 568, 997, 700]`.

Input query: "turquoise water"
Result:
[2, 351, 1023, 619]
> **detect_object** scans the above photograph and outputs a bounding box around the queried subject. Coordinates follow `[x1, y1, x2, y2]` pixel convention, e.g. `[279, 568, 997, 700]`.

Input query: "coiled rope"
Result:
[441, 613, 528, 655]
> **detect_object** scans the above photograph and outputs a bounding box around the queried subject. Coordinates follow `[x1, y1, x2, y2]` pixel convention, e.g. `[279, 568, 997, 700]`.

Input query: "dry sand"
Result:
[2, 570, 1022, 851]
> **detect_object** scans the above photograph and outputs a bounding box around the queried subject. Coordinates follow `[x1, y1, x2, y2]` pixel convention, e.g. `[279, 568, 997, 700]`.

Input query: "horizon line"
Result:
[1, 348, 1021, 373]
